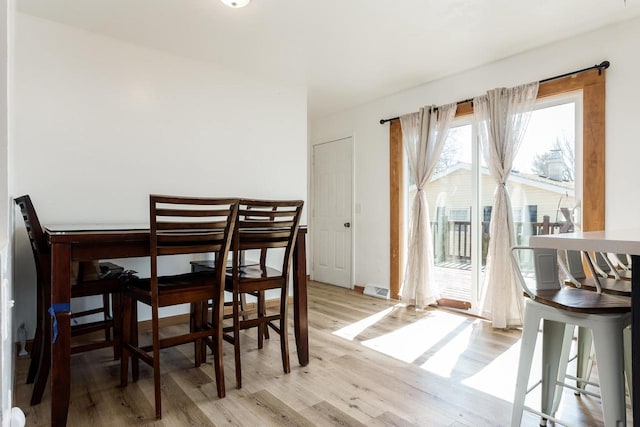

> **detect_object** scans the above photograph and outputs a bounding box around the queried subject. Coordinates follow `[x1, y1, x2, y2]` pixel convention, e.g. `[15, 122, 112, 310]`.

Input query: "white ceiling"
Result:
[16, 0, 640, 119]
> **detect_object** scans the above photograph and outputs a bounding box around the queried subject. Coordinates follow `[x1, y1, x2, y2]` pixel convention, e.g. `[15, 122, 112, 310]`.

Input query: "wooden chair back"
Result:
[14, 195, 50, 282]
[233, 199, 304, 278]
[150, 195, 239, 292]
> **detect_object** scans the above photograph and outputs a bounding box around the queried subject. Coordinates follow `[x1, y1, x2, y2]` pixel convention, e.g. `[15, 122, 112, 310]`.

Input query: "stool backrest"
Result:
[511, 246, 560, 298]
[565, 249, 586, 280]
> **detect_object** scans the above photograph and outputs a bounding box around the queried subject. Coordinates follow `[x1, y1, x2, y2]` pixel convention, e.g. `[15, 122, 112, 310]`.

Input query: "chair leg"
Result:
[30, 278, 52, 406]
[27, 275, 46, 384]
[30, 314, 51, 406]
[257, 292, 265, 349]
[120, 294, 131, 387]
[112, 291, 122, 361]
[233, 291, 242, 389]
[260, 290, 269, 341]
[131, 301, 139, 382]
[103, 293, 112, 344]
[240, 293, 248, 321]
[280, 290, 290, 374]
[511, 307, 540, 427]
[151, 303, 162, 419]
[203, 301, 210, 362]
[211, 297, 225, 399]
[192, 302, 203, 367]
[591, 323, 627, 426]
[26, 321, 43, 384]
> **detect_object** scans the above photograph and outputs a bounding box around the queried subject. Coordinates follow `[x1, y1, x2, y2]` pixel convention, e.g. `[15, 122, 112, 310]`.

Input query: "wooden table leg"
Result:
[50, 242, 72, 427]
[293, 228, 308, 366]
[632, 255, 639, 425]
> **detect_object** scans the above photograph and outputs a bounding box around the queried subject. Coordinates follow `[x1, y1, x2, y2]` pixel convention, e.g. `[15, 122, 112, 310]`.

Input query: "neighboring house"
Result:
[421, 162, 575, 225]
[409, 162, 575, 262]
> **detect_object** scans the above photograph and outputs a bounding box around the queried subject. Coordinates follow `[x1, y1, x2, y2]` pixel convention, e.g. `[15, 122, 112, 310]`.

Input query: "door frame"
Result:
[310, 135, 355, 288]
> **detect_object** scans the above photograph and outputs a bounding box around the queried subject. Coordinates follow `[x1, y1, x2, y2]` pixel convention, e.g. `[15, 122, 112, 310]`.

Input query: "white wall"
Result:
[12, 13, 307, 337]
[309, 17, 640, 291]
[0, 1, 13, 424]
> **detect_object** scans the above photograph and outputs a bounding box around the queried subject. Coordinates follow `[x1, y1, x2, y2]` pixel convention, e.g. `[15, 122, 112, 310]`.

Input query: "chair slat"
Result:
[156, 221, 228, 230]
[239, 241, 288, 250]
[239, 210, 298, 218]
[156, 208, 231, 218]
[157, 232, 226, 244]
[238, 221, 295, 228]
[157, 245, 223, 256]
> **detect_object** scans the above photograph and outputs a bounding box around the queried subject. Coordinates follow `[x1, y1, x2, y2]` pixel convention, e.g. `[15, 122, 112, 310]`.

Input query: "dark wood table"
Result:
[44, 224, 308, 426]
[529, 229, 640, 425]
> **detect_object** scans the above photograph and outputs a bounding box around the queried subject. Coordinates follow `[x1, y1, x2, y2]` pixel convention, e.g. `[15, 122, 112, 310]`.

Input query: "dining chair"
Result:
[222, 199, 303, 389]
[119, 195, 238, 419]
[510, 246, 631, 427]
[190, 204, 279, 338]
[14, 194, 126, 405]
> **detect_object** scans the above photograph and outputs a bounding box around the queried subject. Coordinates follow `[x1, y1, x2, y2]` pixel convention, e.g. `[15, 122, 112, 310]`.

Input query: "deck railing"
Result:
[431, 215, 569, 263]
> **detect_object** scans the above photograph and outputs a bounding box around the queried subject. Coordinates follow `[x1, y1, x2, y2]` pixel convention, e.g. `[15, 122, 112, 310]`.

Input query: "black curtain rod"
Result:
[378, 60, 610, 125]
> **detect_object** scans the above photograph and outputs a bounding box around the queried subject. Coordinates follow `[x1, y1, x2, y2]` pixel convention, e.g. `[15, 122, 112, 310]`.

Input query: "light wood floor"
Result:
[13, 281, 630, 426]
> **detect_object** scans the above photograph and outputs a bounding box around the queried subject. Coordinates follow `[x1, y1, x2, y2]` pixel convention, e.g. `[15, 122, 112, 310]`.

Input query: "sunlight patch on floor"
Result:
[332, 306, 396, 341]
[419, 320, 477, 377]
[462, 335, 544, 403]
[359, 310, 469, 363]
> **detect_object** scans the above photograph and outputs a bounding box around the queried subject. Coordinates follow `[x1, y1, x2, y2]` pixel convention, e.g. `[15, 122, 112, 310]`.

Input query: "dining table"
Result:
[529, 229, 640, 424]
[43, 223, 308, 427]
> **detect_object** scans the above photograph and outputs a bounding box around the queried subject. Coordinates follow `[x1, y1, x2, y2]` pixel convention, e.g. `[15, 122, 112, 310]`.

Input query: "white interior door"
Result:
[313, 137, 352, 288]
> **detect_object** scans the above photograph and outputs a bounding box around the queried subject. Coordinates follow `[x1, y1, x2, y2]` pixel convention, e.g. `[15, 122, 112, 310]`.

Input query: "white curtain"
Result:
[400, 103, 456, 307]
[474, 83, 539, 328]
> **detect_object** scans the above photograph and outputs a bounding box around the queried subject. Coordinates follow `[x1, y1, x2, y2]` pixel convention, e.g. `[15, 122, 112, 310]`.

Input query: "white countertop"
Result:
[529, 229, 640, 255]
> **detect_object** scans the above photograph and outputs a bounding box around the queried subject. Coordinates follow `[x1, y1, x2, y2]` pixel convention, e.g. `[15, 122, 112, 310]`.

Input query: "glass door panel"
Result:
[422, 123, 477, 303]
[508, 98, 578, 275]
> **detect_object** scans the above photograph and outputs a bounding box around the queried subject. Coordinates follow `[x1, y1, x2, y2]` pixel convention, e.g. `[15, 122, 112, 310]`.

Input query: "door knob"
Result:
[344, 222, 351, 228]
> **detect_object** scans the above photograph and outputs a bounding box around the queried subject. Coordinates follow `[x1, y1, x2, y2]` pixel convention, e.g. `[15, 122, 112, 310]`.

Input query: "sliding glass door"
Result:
[411, 93, 580, 313]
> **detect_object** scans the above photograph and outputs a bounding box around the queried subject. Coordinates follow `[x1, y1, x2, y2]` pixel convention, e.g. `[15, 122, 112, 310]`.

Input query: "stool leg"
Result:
[511, 307, 540, 427]
[541, 319, 565, 426]
[576, 326, 594, 393]
[624, 326, 632, 402]
[551, 324, 576, 416]
[591, 323, 627, 426]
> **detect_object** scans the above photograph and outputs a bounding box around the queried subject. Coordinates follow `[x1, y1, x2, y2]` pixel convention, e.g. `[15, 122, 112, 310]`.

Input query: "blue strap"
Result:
[48, 303, 71, 344]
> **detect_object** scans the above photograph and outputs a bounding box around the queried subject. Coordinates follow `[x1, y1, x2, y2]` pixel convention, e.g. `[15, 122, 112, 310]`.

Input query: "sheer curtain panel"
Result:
[473, 83, 539, 328]
[400, 103, 456, 308]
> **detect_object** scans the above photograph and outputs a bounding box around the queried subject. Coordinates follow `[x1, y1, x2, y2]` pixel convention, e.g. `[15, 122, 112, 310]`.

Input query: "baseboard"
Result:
[15, 340, 33, 359]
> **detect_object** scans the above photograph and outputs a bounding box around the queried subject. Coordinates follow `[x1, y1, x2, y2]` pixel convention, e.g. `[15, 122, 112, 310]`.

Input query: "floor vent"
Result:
[363, 285, 389, 299]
